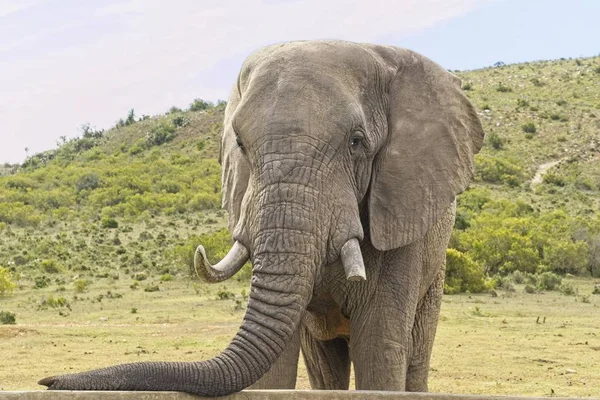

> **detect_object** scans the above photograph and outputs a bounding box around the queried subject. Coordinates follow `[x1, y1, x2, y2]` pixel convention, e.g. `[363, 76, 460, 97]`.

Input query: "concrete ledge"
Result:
[0, 392, 596, 400]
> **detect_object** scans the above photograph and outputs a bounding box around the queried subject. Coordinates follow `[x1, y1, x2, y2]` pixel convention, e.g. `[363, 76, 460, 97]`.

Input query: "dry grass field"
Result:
[1, 276, 598, 397]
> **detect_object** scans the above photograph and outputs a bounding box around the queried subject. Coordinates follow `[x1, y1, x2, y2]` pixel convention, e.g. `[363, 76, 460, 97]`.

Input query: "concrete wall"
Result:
[0, 391, 596, 400]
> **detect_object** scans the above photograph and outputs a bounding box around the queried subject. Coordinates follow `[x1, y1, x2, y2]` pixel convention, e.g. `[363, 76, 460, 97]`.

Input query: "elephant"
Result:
[39, 40, 484, 396]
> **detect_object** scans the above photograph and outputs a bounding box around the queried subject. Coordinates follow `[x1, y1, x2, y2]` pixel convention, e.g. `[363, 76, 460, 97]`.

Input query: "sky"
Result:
[0, 0, 598, 164]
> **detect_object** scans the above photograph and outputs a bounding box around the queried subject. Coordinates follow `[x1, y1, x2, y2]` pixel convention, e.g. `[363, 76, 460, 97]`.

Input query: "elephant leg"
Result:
[249, 326, 301, 389]
[300, 326, 350, 390]
[406, 269, 445, 391]
[349, 244, 425, 391]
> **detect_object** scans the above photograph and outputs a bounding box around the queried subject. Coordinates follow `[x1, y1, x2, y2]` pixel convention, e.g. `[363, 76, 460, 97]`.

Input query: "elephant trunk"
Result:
[40, 186, 319, 396]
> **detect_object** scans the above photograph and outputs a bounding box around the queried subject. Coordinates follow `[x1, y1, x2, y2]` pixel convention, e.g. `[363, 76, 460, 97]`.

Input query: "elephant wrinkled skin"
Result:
[39, 40, 485, 396]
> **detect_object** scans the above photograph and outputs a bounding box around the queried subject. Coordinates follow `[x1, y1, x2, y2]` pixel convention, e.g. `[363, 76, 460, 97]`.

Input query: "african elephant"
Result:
[39, 40, 484, 396]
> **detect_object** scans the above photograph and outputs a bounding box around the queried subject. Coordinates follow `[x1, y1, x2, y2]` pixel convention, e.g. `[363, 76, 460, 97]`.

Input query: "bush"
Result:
[516, 99, 530, 109]
[475, 155, 523, 186]
[0, 267, 16, 295]
[42, 295, 69, 308]
[172, 115, 189, 127]
[146, 123, 176, 146]
[216, 287, 235, 300]
[160, 273, 174, 282]
[34, 276, 50, 289]
[559, 283, 576, 295]
[531, 78, 545, 87]
[522, 122, 537, 134]
[73, 279, 91, 293]
[511, 270, 525, 284]
[496, 82, 512, 92]
[443, 249, 487, 294]
[544, 239, 588, 275]
[486, 132, 504, 150]
[0, 311, 16, 324]
[144, 285, 160, 292]
[101, 217, 119, 229]
[189, 99, 213, 112]
[537, 272, 562, 291]
[40, 259, 62, 274]
[76, 174, 101, 192]
[524, 284, 536, 294]
[542, 172, 565, 187]
[462, 82, 473, 91]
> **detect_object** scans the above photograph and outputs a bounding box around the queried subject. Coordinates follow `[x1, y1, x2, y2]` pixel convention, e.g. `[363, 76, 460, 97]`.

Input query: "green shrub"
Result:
[172, 115, 189, 127]
[145, 123, 176, 146]
[443, 249, 487, 294]
[42, 295, 69, 308]
[496, 82, 512, 92]
[511, 270, 525, 284]
[542, 172, 565, 187]
[486, 132, 504, 150]
[132, 272, 147, 281]
[522, 122, 537, 134]
[34, 276, 50, 289]
[475, 155, 523, 186]
[0, 267, 16, 295]
[516, 98, 530, 109]
[544, 239, 588, 275]
[75, 173, 101, 192]
[144, 285, 159, 292]
[160, 273, 174, 282]
[0, 311, 16, 324]
[559, 283, 576, 295]
[128, 139, 146, 155]
[524, 284, 536, 294]
[40, 259, 62, 274]
[189, 99, 213, 112]
[462, 82, 473, 91]
[73, 279, 91, 293]
[531, 78, 545, 87]
[101, 217, 119, 229]
[593, 285, 600, 295]
[537, 272, 562, 291]
[216, 287, 235, 300]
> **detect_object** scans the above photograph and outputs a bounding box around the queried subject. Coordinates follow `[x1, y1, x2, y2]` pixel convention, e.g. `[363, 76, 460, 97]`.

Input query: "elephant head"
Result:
[39, 41, 484, 396]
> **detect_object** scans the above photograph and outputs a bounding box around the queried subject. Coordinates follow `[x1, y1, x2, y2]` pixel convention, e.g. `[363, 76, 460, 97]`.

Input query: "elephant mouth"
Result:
[195, 237, 366, 283]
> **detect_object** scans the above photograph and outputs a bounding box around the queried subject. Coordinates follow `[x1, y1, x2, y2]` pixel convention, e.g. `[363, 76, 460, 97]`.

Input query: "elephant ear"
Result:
[220, 85, 250, 233]
[369, 49, 485, 251]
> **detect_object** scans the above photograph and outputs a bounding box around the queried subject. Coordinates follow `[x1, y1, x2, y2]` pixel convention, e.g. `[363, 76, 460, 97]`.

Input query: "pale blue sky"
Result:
[0, 0, 598, 164]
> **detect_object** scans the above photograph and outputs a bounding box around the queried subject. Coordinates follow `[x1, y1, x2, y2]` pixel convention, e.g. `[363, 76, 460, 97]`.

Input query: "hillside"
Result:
[0, 56, 600, 292]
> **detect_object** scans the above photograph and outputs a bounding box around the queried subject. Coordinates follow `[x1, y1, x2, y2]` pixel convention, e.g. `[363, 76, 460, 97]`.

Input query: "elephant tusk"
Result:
[194, 241, 249, 283]
[340, 238, 366, 281]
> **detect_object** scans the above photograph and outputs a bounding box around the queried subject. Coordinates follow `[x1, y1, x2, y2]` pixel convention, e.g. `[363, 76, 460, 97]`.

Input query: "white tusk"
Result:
[340, 238, 366, 282]
[194, 241, 249, 283]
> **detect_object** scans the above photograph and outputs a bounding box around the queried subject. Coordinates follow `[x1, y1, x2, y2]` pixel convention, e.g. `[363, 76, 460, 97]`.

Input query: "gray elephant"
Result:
[39, 40, 484, 396]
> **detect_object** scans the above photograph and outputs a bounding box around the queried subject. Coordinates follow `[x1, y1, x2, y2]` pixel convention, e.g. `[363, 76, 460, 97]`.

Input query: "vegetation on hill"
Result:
[0, 57, 599, 300]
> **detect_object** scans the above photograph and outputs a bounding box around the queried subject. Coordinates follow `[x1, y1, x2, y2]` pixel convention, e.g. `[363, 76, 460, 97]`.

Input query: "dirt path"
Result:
[531, 160, 561, 186]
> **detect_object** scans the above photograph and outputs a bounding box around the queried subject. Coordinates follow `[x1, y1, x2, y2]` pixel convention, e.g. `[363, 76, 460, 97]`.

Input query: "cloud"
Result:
[0, 0, 491, 163]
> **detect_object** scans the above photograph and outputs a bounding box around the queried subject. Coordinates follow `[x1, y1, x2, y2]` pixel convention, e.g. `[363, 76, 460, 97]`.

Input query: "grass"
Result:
[1, 276, 599, 396]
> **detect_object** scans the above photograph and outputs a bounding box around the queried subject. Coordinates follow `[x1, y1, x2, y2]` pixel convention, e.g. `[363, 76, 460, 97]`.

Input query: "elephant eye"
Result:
[349, 136, 363, 152]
